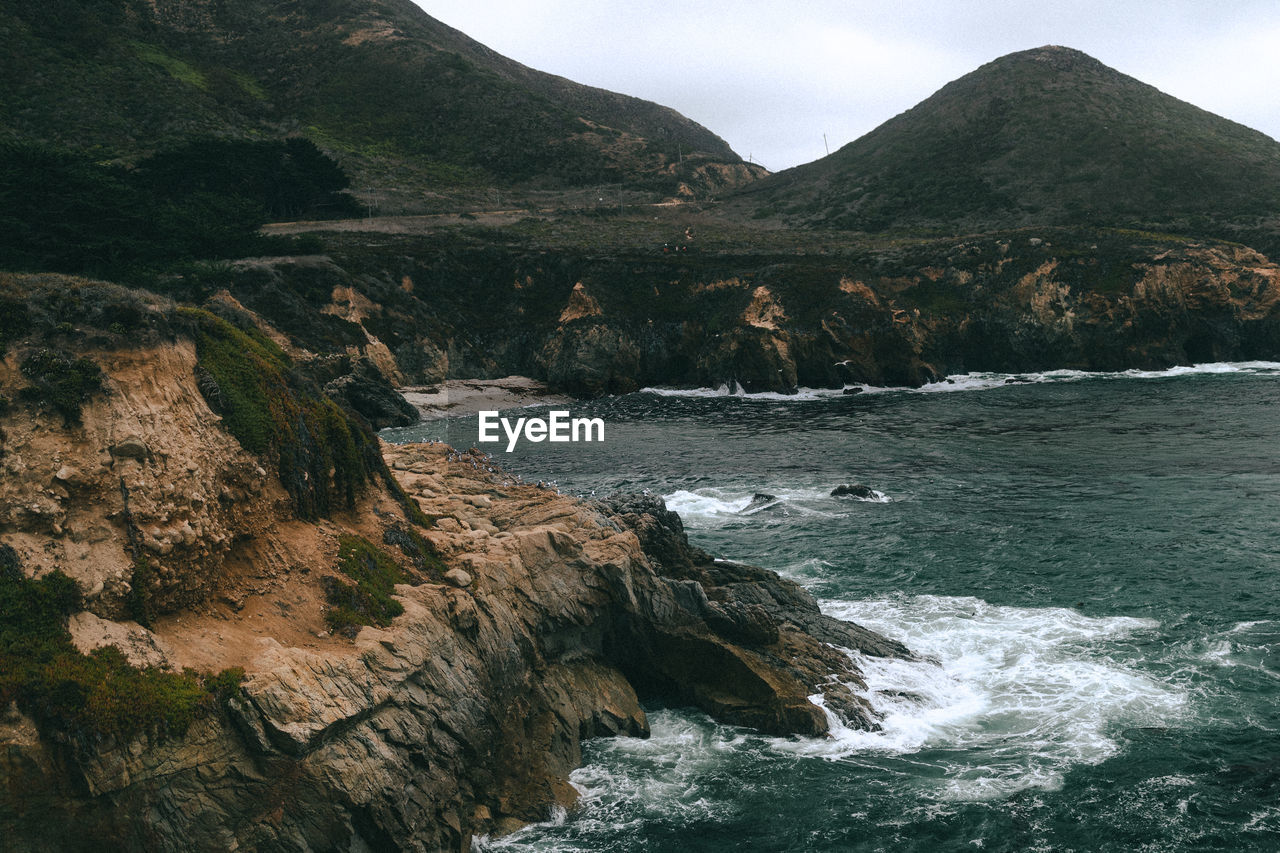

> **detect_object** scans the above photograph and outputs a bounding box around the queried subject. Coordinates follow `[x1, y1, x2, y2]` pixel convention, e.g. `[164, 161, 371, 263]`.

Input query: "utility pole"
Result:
[823, 134, 830, 156]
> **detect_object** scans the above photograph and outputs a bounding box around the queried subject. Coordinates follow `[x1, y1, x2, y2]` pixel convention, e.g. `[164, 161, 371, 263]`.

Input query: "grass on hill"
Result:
[179, 307, 376, 521]
[0, 545, 245, 746]
[324, 534, 410, 637]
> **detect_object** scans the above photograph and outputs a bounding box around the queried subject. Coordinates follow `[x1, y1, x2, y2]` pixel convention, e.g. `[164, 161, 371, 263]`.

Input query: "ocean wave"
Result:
[480, 595, 1200, 847]
[637, 361, 1280, 401]
[662, 486, 879, 525]
[769, 595, 1186, 801]
[475, 710, 750, 851]
[1184, 619, 1280, 679]
[638, 381, 848, 401]
[662, 488, 754, 517]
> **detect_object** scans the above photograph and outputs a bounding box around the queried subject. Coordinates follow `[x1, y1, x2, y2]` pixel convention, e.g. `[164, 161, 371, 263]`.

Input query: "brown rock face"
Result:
[237, 228, 1280, 398]
[0, 340, 284, 617]
[1, 423, 912, 851]
[0, 276, 912, 850]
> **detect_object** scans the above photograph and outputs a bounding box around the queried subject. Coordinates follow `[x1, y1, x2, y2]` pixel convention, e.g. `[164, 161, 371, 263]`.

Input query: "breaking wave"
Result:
[639, 361, 1280, 400]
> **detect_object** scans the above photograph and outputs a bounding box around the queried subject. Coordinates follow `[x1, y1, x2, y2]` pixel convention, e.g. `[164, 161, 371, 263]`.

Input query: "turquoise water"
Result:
[385, 364, 1280, 852]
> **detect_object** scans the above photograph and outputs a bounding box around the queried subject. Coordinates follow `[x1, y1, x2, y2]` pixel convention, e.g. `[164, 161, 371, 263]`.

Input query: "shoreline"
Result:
[399, 376, 572, 420]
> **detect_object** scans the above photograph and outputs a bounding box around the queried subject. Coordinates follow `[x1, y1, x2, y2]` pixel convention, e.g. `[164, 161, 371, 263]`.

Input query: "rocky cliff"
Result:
[0, 276, 912, 850]
[233, 222, 1280, 395]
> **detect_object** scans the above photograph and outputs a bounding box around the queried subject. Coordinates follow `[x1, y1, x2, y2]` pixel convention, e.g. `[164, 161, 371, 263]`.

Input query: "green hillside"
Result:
[738, 46, 1280, 238]
[0, 0, 760, 208]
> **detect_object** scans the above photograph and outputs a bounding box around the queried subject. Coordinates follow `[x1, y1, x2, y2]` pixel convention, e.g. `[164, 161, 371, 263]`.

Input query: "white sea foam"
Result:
[638, 361, 1280, 401]
[663, 486, 887, 527]
[768, 595, 1187, 800]
[638, 382, 850, 400]
[475, 710, 747, 851]
[662, 488, 753, 518]
[1188, 619, 1280, 678]
[568, 710, 750, 817]
[478, 596, 1195, 848]
[776, 556, 839, 583]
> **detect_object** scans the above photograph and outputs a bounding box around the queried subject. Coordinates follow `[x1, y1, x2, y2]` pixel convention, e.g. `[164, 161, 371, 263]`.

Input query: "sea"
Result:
[383, 363, 1280, 852]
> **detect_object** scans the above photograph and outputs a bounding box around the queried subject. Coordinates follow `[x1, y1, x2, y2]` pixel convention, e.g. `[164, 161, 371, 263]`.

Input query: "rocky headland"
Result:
[6, 234, 1278, 849]
[7, 11, 1280, 846]
[0, 278, 912, 850]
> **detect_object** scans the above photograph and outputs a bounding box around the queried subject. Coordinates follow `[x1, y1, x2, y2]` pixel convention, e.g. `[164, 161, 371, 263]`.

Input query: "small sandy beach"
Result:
[399, 376, 572, 419]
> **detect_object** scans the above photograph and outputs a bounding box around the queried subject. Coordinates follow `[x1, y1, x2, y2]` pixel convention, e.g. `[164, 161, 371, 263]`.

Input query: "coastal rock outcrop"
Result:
[231, 228, 1280, 397]
[741, 492, 779, 513]
[322, 357, 420, 429]
[0, 312, 914, 851]
[1, 442, 912, 850]
[832, 484, 882, 500]
[832, 484, 874, 498]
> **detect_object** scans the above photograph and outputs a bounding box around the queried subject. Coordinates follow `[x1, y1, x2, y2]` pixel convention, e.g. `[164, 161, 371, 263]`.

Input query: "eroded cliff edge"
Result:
[0, 279, 912, 851]
[240, 222, 1280, 395]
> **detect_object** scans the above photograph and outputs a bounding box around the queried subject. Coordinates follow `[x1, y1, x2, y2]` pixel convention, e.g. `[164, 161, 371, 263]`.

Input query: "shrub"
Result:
[126, 556, 156, 628]
[324, 535, 408, 636]
[382, 524, 446, 580]
[18, 348, 104, 425]
[0, 138, 358, 279]
[380, 466, 436, 528]
[28, 647, 208, 742]
[0, 553, 225, 744]
[205, 666, 246, 699]
[0, 296, 28, 353]
[295, 234, 326, 255]
[176, 307, 430, 527]
[135, 137, 361, 222]
[0, 272, 171, 344]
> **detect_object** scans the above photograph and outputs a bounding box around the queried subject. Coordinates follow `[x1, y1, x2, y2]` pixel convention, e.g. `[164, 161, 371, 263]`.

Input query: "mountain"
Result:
[738, 46, 1280, 235]
[0, 0, 762, 207]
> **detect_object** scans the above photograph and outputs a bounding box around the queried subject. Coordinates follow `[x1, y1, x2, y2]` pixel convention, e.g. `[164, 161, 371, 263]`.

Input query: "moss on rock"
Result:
[324, 534, 409, 637]
[0, 546, 230, 745]
[178, 307, 379, 520]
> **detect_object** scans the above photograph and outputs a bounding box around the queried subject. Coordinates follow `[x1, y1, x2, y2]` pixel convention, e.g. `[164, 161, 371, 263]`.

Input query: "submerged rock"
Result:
[741, 492, 779, 513]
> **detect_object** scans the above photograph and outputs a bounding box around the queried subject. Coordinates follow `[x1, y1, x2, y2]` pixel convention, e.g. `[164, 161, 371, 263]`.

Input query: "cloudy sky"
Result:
[412, 0, 1280, 173]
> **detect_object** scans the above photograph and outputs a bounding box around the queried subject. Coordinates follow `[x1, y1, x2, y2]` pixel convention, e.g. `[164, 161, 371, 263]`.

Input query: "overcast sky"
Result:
[411, 0, 1280, 173]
